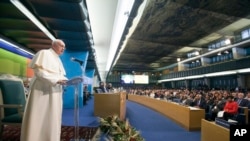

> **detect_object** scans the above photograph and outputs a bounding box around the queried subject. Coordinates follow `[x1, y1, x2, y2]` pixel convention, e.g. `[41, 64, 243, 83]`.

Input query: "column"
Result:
[185, 80, 190, 89]
[204, 77, 210, 89]
[232, 47, 246, 59]
[171, 81, 175, 89]
[85, 69, 95, 95]
[237, 74, 245, 89]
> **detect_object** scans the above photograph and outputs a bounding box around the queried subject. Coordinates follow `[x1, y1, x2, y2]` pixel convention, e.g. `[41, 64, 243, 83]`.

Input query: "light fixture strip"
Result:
[0, 38, 34, 56]
[18, 47, 34, 55]
[158, 69, 249, 83]
[10, 0, 55, 40]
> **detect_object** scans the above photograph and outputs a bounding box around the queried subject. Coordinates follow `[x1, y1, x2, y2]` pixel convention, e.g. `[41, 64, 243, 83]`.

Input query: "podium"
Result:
[94, 92, 126, 120]
[66, 77, 83, 141]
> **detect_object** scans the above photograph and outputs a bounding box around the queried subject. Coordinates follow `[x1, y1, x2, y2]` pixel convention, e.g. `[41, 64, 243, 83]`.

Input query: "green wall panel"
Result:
[0, 48, 28, 77]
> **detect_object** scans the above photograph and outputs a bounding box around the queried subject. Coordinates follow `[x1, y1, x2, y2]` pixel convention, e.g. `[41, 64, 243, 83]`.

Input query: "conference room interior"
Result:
[1, 0, 250, 141]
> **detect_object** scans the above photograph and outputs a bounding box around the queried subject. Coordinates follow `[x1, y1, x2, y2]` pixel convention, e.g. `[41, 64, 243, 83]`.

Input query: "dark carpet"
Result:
[126, 100, 201, 141]
[1, 125, 99, 141]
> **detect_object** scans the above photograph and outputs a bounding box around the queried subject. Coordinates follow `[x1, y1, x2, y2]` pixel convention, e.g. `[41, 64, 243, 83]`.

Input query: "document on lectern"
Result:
[66, 76, 83, 86]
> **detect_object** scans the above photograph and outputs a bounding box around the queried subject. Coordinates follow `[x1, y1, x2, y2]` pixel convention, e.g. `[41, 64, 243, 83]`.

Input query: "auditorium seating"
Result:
[0, 79, 26, 137]
[230, 106, 248, 125]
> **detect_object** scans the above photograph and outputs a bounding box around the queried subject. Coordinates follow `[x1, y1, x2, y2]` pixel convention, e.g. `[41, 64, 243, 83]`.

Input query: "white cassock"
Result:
[21, 48, 67, 141]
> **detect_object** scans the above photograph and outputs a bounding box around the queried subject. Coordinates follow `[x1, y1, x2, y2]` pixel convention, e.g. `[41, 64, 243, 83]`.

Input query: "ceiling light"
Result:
[105, 0, 135, 71]
[79, 2, 88, 19]
[225, 39, 231, 45]
[177, 58, 181, 62]
[158, 77, 185, 82]
[185, 75, 203, 79]
[204, 71, 236, 77]
[194, 51, 200, 56]
[89, 39, 94, 45]
[158, 68, 250, 83]
[237, 68, 250, 73]
[0, 38, 18, 48]
[84, 20, 91, 30]
[87, 31, 93, 38]
[10, 0, 55, 40]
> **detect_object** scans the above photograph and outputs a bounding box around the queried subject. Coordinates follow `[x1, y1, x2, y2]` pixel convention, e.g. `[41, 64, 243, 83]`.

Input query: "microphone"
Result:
[71, 57, 83, 65]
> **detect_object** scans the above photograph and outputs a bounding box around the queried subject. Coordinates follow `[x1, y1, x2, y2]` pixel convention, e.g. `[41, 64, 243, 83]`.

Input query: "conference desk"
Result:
[201, 119, 229, 141]
[128, 94, 205, 131]
[94, 92, 126, 120]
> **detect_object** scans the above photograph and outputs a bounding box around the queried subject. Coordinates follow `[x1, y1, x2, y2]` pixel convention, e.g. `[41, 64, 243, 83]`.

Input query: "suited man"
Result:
[106, 83, 114, 93]
[210, 96, 227, 121]
[192, 94, 207, 109]
[245, 91, 250, 101]
[97, 81, 108, 93]
[236, 92, 249, 107]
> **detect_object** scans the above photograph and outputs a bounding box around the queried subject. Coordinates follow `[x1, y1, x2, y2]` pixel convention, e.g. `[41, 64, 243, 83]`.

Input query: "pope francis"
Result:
[20, 39, 68, 141]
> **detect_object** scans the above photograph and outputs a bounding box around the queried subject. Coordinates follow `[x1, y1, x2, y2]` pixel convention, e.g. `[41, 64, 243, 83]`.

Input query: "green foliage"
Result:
[99, 115, 144, 141]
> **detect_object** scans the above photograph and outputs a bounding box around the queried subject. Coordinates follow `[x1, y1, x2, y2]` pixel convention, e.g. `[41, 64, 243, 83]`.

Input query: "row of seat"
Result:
[206, 106, 249, 125]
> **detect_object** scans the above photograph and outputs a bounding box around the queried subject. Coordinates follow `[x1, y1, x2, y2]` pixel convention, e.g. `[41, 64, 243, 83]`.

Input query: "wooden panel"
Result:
[94, 92, 126, 120]
[201, 119, 229, 141]
[242, 107, 249, 124]
[128, 95, 205, 131]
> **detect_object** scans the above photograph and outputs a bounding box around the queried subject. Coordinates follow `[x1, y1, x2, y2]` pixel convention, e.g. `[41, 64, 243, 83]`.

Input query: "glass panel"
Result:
[216, 42, 221, 48]
[241, 29, 249, 39]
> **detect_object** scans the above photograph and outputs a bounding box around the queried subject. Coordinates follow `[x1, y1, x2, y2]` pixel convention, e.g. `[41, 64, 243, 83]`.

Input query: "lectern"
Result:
[66, 76, 83, 141]
[94, 92, 126, 120]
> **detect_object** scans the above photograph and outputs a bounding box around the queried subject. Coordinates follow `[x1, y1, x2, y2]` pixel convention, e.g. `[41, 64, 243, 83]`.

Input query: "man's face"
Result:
[53, 40, 66, 55]
[238, 93, 244, 99]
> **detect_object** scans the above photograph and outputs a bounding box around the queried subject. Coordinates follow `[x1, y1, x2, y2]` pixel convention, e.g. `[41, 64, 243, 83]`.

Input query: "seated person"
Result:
[83, 85, 89, 105]
[106, 83, 114, 93]
[222, 95, 238, 121]
[181, 95, 193, 106]
[245, 91, 250, 101]
[191, 94, 207, 109]
[96, 81, 108, 93]
[210, 96, 226, 121]
[236, 92, 249, 107]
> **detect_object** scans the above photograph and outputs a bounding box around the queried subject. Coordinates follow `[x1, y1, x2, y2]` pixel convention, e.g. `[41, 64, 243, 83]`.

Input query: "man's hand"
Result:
[57, 80, 68, 85]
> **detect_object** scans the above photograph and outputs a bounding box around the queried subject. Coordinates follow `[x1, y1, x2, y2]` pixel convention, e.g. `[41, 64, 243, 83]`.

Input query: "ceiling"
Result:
[0, 0, 100, 78]
[111, 0, 250, 73]
[1, 0, 250, 81]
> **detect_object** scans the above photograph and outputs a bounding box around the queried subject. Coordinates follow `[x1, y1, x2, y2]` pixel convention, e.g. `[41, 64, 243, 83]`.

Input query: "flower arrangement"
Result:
[99, 115, 144, 141]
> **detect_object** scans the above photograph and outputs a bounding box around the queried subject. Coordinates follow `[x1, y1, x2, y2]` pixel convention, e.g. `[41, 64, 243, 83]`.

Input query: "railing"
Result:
[160, 56, 250, 80]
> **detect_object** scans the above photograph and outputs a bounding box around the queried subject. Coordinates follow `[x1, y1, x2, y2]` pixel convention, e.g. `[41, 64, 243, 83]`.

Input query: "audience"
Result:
[126, 86, 250, 125]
